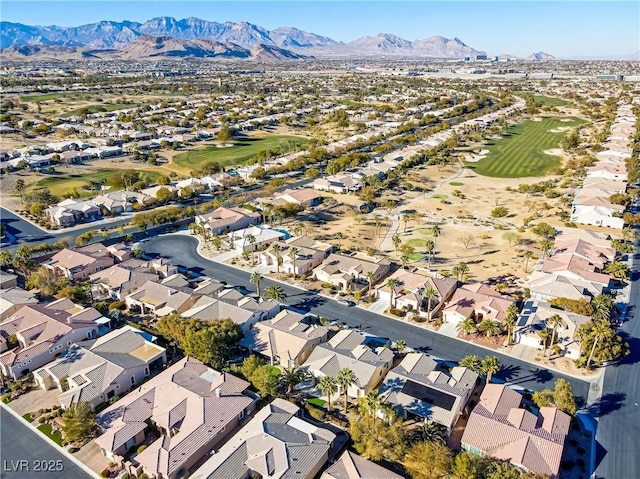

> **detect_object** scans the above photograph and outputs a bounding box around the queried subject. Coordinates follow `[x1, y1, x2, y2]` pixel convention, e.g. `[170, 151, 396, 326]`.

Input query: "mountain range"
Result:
[0, 16, 554, 61]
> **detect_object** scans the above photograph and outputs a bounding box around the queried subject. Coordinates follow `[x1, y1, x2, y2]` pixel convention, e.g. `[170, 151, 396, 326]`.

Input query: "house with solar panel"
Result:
[379, 353, 478, 433]
[94, 357, 258, 479]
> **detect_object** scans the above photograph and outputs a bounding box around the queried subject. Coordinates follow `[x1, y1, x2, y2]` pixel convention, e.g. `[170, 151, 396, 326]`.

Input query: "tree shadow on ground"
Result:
[587, 392, 626, 418]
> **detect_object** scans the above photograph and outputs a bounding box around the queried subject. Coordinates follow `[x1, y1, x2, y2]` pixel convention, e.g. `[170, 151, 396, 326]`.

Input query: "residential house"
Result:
[515, 300, 590, 359]
[376, 269, 457, 317]
[239, 310, 329, 367]
[90, 264, 158, 301]
[274, 188, 323, 207]
[95, 358, 257, 479]
[302, 330, 394, 399]
[442, 284, 515, 325]
[313, 253, 392, 292]
[93, 191, 151, 215]
[228, 226, 286, 252]
[191, 398, 335, 479]
[124, 281, 200, 317]
[41, 244, 123, 282]
[461, 384, 570, 478]
[259, 236, 333, 276]
[34, 326, 166, 410]
[312, 174, 361, 194]
[140, 184, 178, 200]
[527, 274, 603, 302]
[0, 287, 38, 320]
[0, 299, 102, 380]
[0, 272, 18, 289]
[321, 451, 404, 479]
[46, 199, 101, 227]
[381, 353, 478, 432]
[570, 204, 625, 229]
[195, 206, 261, 235]
[180, 295, 271, 334]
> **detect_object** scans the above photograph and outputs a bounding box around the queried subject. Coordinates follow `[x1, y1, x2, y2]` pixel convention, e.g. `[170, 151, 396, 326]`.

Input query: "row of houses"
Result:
[571, 103, 636, 229]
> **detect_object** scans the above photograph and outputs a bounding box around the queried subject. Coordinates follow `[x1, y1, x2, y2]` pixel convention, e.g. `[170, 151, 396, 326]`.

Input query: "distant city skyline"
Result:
[2, 1, 639, 59]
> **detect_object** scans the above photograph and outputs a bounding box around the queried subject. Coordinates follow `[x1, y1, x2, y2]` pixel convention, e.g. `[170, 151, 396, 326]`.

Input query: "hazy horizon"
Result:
[2, 1, 639, 59]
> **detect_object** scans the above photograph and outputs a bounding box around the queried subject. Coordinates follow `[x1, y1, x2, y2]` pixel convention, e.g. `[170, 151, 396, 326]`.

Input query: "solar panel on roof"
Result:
[401, 380, 456, 411]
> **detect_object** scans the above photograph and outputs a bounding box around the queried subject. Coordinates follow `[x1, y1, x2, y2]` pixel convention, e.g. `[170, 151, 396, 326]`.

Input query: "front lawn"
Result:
[307, 397, 327, 407]
[22, 413, 33, 423]
[37, 423, 63, 446]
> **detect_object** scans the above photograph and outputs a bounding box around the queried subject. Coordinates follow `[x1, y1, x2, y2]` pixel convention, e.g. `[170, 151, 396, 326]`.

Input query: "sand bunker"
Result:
[548, 127, 571, 133]
[560, 118, 573, 122]
[532, 117, 543, 122]
[543, 148, 562, 156]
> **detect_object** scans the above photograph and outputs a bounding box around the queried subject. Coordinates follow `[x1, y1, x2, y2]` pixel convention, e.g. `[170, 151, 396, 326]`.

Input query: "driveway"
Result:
[7, 388, 60, 416]
[73, 441, 111, 475]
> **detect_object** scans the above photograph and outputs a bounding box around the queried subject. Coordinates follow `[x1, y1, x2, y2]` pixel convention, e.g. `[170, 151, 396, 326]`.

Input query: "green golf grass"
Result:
[407, 239, 428, 248]
[465, 116, 586, 178]
[173, 135, 309, 169]
[32, 169, 161, 198]
[61, 104, 131, 118]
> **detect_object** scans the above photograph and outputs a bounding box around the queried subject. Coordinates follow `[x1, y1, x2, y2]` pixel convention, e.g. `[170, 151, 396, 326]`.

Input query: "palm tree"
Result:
[358, 390, 384, 418]
[263, 285, 287, 302]
[292, 222, 304, 237]
[424, 239, 435, 269]
[318, 375, 337, 411]
[538, 328, 552, 357]
[250, 271, 263, 297]
[335, 232, 344, 249]
[392, 233, 401, 255]
[504, 304, 519, 343]
[247, 235, 257, 265]
[452, 262, 469, 282]
[0, 249, 12, 267]
[400, 254, 410, 269]
[336, 368, 356, 413]
[272, 244, 281, 273]
[211, 235, 222, 251]
[523, 250, 536, 273]
[402, 213, 412, 233]
[423, 287, 438, 321]
[478, 318, 502, 340]
[289, 247, 299, 278]
[365, 271, 376, 297]
[604, 261, 630, 281]
[410, 421, 447, 443]
[394, 339, 407, 354]
[431, 225, 441, 249]
[374, 217, 383, 237]
[386, 278, 399, 310]
[481, 356, 500, 384]
[586, 320, 611, 369]
[279, 367, 304, 395]
[592, 294, 614, 322]
[547, 314, 563, 356]
[457, 317, 478, 337]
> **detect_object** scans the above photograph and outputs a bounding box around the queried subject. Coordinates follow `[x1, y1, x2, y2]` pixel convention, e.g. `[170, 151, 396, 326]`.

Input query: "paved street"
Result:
[143, 234, 591, 401]
[0, 407, 91, 479]
[593, 250, 640, 479]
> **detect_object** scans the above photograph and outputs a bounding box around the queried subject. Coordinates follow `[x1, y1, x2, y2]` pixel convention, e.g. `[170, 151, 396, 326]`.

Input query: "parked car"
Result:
[337, 299, 355, 307]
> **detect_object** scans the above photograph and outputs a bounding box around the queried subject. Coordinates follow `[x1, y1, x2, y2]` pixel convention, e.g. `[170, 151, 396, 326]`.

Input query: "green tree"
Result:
[240, 355, 264, 379]
[289, 247, 299, 277]
[251, 365, 279, 397]
[318, 375, 338, 411]
[62, 402, 95, 443]
[423, 287, 438, 321]
[403, 441, 453, 479]
[386, 278, 399, 310]
[425, 239, 435, 269]
[457, 317, 478, 337]
[13, 244, 34, 276]
[502, 231, 521, 247]
[459, 355, 483, 374]
[279, 366, 304, 395]
[578, 319, 628, 369]
[0, 249, 12, 267]
[604, 261, 630, 281]
[349, 412, 406, 462]
[392, 233, 401, 254]
[547, 314, 563, 355]
[452, 452, 479, 479]
[504, 304, 519, 343]
[532, 378, 577, 416]
[523, 250, 536, 273]
[336, 368, 356, 413]
[182, 319, 243, 369]
[272, 243, 282, 274]
[538, 328, 552, 357]
[491, 206, 509, 218]
[14, 179, 27, 203]
[262, 284, 287, 302]
[365, 271, 376, 297]
[478, 318, 502, 340]
[532, 222, 556, 239]
[451, 262, 469, 282]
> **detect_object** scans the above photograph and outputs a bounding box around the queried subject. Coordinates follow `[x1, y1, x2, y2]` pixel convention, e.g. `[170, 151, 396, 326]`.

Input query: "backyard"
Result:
[171, 134, 309, 170]
[464, 116, 586, 178]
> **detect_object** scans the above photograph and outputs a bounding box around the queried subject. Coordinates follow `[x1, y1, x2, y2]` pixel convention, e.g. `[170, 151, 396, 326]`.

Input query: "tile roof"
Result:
[322, 451, 404, 479]
[461, 384, 570, 477]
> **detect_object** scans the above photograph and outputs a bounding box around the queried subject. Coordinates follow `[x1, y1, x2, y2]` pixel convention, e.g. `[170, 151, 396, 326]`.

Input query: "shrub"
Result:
[38, 416, 46, 424]
[305, 404, 325, 421]
[137, 445, 147, 454]
[121, 474, 130, 479]
[139, 474, 149, 479]
[100, 468, 110, 478]
[320, 282, 333, 289]
[109, 301, 126, 311]
[389, 308, 405, 317]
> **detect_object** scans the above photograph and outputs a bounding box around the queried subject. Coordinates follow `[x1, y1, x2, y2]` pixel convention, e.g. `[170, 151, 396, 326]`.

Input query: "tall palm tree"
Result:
[400, 254, 410, 269]
[335, 232, 345, 249]
[247, 235, 257, 265]
[318, 375, 337, 411]
[478, 318, 502, 341]
[586, 320, 611, 369]
[365, 271, 376, 297]
[604, 261, 630, 281]
[504, 304, 519, 343]
[250, 271, 263, 297]
[538, 238, 553, 259]
[431, 225, 441, 249]
[392, 233, 401, 255]
[538, 328, 552, 357]
[457, 317, 478, 337]
[424, 239, 435, 269]
[292, 222, 304, 237]
[402, 213, 412, 233]
[423, 287, 438, 321]
[358, 390, 384, 418]
[263, 285, 287, 302]
[386, 278, 399, 310]
[523, 250, 536, 273]
[547, 314, 563, 355]
[272, 244, 281, 273]
[211, 235, 222, 251]
[289, 247, 299, 278]
[481, 356, 500, 384]
[374, 217, 383, 237]
[452, 262, 469, 282]
[336, 368, 356, 413]
[279, 367, 304, 395]
[592, 294, 614, 322]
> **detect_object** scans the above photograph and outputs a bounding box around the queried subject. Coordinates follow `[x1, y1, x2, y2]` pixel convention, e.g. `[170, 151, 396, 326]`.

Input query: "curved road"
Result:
[143, 234, 590, 402]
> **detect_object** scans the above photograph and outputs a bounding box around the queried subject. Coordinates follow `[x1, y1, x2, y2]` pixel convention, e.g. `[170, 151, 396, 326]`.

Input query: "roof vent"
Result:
[215, 387, 222, 397]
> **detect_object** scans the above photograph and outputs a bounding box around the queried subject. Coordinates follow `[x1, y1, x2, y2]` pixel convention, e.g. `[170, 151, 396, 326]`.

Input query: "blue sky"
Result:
[2, 1, 639, 58]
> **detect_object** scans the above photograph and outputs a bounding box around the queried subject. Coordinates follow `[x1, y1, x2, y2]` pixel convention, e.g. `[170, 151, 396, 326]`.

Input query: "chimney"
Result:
[215, 387, 222, 398]
[67, 316, 73, 324]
